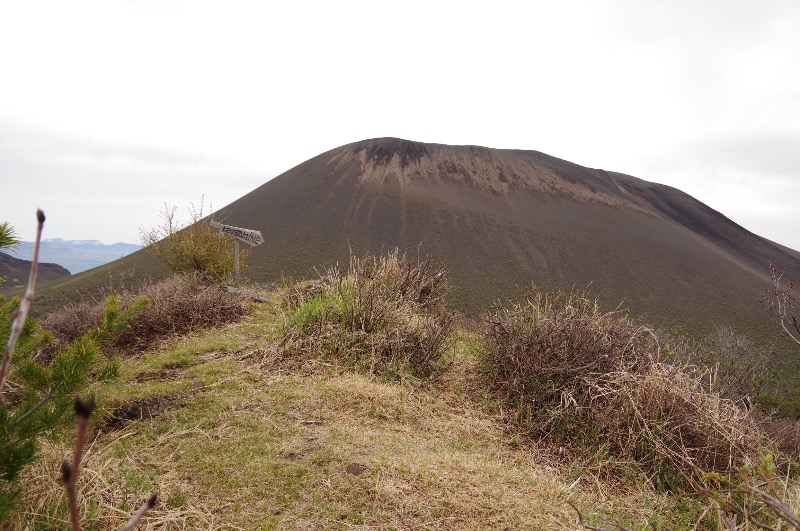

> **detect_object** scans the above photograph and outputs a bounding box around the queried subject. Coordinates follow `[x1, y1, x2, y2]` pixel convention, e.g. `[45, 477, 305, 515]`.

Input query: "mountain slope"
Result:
[217, 139, 796, 333]
[0, 251, 70, 287]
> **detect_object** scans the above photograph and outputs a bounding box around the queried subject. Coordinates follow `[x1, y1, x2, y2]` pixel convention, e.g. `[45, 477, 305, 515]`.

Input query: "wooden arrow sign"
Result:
[209, 221, 264, 247]
[209, 220, 263, 281]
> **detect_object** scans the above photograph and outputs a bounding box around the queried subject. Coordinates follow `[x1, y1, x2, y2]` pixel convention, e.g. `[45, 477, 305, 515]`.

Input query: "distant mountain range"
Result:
[0, 251, 71, 288]
[7, 239, 141, 275]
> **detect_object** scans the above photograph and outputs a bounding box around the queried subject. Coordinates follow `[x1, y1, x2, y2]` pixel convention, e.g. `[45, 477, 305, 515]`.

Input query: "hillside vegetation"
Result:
[4, 252, 800, 529]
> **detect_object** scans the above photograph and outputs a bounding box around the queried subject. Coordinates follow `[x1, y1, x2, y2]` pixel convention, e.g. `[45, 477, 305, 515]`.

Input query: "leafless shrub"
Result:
[661, 326, 773, 409]
[602, 364, 767, 479]
[120, 274, 245, 349]
[43, 274, 246, 353]
[483, 289, 654, 430]
[762, 263, 800, 346]
[278, 251, 454, 379]
[41, 300, 100, 345]
[756, 416, 800, 458]
[482, 289, 770, 489]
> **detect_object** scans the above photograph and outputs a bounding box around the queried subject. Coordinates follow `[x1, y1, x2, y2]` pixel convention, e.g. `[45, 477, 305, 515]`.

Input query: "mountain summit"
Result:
[217, 138, 797, 334]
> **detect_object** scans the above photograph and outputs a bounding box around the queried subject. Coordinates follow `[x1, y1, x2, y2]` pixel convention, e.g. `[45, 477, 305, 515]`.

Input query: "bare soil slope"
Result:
[219, 139, 797, 335]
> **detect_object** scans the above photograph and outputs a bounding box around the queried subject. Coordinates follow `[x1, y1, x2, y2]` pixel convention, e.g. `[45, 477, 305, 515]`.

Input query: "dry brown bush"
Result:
[483, 290, 653, 421]
[278, 251, 454, 379]
[602, 365, 767, 480]
[482, 289, 770, 490]
[43, 274, 246, 352]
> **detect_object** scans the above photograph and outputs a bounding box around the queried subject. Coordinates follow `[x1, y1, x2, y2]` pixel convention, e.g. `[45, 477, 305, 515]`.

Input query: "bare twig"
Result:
[62, 395, 158, 530]
[739, 483, 800, 528]
[689, 470, 800, 531]
[11, 389, 54, 427]
[61, 460, 77, 529]
[63, 396, 95, 531]
[118, 494, 158, 531]
[762, 264, 800, 346]
[0, 209, 45, 396]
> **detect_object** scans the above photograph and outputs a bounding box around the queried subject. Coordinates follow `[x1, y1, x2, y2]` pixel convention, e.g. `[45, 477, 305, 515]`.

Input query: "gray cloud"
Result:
[609, 0, 799, 47]
[0, 119, 268, 243]
[687, 133, 800, 177]
[0, 119, 242, 173]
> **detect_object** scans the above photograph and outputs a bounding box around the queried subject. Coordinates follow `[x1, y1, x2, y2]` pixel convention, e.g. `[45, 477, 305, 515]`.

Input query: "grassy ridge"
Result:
[14, 298, 708, 529]
[10, 255, 800, 529]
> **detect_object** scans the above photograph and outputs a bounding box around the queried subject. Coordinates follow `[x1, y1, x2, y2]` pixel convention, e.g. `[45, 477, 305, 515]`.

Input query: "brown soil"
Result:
[105, 395, 177, 430]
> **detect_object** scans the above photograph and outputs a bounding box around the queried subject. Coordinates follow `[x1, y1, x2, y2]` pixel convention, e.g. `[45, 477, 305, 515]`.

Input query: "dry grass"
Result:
[12, 348, 579, 529]
[601, 364, 769, 482]
[277, 251, 454, 379]
[482, 289, 772, 490]
[17, 433, 217, 529]
[10, 279, 794, 529]
[42, 274, 247, 354]
[8, 298, 712, 530]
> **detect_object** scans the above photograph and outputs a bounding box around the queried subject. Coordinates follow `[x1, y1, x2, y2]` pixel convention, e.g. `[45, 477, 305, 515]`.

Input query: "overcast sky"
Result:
[1, 0, 798, 252]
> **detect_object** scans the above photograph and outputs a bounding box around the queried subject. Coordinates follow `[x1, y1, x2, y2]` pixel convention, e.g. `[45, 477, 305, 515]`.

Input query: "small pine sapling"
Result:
[0, 210, 150, 522]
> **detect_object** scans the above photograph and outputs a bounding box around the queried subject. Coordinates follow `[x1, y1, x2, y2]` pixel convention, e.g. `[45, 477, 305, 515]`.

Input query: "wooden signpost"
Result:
[209, 221, 264, 281]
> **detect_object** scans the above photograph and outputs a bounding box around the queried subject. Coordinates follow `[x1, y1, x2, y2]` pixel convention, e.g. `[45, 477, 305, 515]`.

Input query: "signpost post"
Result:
[209, 221, 264, 281]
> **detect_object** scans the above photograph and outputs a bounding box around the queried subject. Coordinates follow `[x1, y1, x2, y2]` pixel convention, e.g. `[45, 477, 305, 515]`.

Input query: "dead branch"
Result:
[63, 396, 94, 531]
[762, 264, 800, 346]
[118, 494, 158, 531]
[0, 209, 44, 396]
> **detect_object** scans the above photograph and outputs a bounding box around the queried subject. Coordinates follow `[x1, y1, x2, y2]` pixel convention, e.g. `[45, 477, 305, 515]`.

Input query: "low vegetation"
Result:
[661, 325, 773, 409]
[0, 221, 20, 288]
[482, 289, 771, 492]
[277, 251, 454, 379]
[0, 289, 148, 521]
[3, 238, 800, 528]
[0, 222, 20, 253]
[139, 199, 245, 282]
[43, 273, 246, 353]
